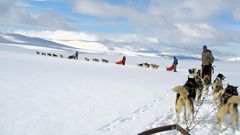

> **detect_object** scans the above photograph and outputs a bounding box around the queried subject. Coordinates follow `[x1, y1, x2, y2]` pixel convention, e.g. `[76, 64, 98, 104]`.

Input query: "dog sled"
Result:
[116, 56, 126, 65]
[116, 60, 124, 65]
[138, 124, 190, 135]
[68, 55, 76, 59]
[166, 65, 174, 71]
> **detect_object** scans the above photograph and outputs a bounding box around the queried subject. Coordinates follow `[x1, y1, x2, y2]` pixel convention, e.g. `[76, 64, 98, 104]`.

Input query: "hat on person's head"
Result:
[202, 45, 207, 50]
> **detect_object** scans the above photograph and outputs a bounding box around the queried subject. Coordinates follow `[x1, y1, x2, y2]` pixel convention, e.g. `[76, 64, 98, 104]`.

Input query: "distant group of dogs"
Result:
[84, 57, 109, 63]
[137, 63, 159, 69]
[172, 68, 240, 131]
[36, 51, 64, 58]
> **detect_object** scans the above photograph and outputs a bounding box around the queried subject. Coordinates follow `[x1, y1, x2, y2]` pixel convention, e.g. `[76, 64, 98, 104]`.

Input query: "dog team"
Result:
[36, 51, 126, 65]
[172, 68, 239, 131]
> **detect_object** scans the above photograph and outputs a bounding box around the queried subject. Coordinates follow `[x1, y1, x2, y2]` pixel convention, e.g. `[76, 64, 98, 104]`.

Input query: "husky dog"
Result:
[194, 69, 210, 94]
[137, 63, 150, 68]
[142, 63, 150, 68]
[137, 63, 143, 67]
[172, 69, 201, 123]
[212, 73, 226, 104]
[93, 58, 99, 62]
[84, 57, 90, 61]
[194, 71, 204, 101]
[36, 51, 40, 55]
[53, 53, 58, 57]
[184, 76, 200, 103]
[172, 86, 194, 124]
[102, 59, 109, 63]
[214, 73, 226, 83]
[187, 68, 203, 102]
[217, 84, 240, 130]
[59, 54, 64, 58]
[150, 64, 159, 69]
[195, 69, 202, 78]
[202, 75, 210, 93]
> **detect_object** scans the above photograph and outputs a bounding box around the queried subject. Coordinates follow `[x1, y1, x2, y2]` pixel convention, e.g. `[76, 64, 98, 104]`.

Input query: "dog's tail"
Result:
[227, 96, 240, 104]
[172, 86, 189, 97]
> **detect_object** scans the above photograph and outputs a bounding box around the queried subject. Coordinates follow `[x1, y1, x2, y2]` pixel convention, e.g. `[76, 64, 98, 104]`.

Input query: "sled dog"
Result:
[84, 57, 90, 61]
[93, 58, 99, 62]
[187, 68, 202, 102]
[202, 75, 210, 93]
[212, 73, 226, 104]
[172, 86, 194, 124]
[194, 69, 204, 100]
[102, 59, 109, 63]
[150, 64, 159, 69]
[53, 53, 58, 57]
[217, 84, 239, 130]
[137, 63, 143, 67]
[137, 63, 150, 68]
[142, 63, 150, 68]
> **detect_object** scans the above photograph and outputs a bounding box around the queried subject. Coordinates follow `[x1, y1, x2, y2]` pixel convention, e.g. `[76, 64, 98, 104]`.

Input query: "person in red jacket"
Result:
[116, 56, 126, 65]
[166, 56, 178, 72]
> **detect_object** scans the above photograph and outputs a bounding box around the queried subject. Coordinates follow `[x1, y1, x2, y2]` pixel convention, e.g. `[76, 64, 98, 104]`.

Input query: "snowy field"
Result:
[0, 43, 240, 135]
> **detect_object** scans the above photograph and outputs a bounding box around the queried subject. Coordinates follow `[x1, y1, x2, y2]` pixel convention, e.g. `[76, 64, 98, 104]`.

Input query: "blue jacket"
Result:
[173, 57, 178, 65]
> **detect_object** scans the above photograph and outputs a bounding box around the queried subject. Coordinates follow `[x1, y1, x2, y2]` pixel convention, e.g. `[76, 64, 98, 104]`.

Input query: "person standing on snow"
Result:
[122, 56, 126, 65]
[173, 56, 178, 72]
[74, 51, 79, 60]
[166, 56, 178, 72]
[202, 45, 214, 83]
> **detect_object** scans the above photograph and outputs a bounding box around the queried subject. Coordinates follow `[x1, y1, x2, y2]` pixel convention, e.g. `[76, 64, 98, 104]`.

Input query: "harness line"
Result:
[186, 88, 214, 132]
[188, 107, 218, 131]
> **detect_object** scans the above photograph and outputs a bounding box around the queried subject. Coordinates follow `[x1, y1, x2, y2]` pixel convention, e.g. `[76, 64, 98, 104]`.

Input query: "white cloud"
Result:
[232, 8, 240, 21]
[175, 23, 217, 39]
[74, 0, 136, 18]
[15, 30, 98, 41]
[0, 0, 73, 30]
[1, 0, 240, 56]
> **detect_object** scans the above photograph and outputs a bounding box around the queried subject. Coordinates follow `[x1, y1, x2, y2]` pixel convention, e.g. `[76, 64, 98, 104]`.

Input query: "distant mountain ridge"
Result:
[1, 32, 239, 61]
[0, 33, 76, 50]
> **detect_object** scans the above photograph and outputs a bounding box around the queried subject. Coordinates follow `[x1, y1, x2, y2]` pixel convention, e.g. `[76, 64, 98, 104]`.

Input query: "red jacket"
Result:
[116, 56, 126, 65]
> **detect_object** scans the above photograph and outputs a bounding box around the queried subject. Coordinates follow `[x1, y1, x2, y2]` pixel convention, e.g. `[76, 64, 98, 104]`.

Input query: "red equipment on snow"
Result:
[166, 65, 174, 71]
[116, 56, 126, 65]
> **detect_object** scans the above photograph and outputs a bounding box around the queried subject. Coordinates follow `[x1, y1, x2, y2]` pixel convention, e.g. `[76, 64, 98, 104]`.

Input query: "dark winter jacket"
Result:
[202, 50, 214, 66]
[75, 51, 79, 57]
[173, 57, 178, 65]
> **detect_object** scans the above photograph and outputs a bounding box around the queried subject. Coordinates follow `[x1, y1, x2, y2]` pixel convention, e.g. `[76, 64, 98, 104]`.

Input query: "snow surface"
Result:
[0, 42, 240, 135]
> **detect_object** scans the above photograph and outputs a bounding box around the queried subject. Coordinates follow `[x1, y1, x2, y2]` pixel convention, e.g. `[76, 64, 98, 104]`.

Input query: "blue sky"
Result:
[1, 0, 240, 57]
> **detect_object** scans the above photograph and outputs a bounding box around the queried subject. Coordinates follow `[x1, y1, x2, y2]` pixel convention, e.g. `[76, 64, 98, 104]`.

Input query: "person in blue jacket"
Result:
[173, 56, 178, 72]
